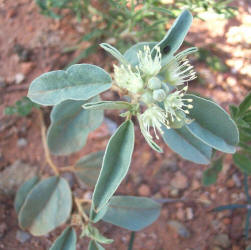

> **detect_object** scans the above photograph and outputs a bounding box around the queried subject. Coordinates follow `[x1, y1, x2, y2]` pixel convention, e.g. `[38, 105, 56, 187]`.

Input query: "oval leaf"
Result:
[28, 64, 112, 106]
[162, 125, 212, 164]
[18, 176, 72, 236]
[154, 10, 193, 60]
[186, 94, 239, 153]
[47, 96, 103, 155]
[102, 196, 161, 231]
[88, 240, 105, 250]
[83, 101, 132, 110]
[15, 176, 40, 214]
[202, 157, 223, 186]
[91, 120, 135, 214]
[75, 151, 104, 187]
[233, 153, 251, 175]
[50, 227, 76, 250]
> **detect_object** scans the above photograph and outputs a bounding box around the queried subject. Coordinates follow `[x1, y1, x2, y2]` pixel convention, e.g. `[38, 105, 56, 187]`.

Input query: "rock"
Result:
[186, 207, 194, 220]
[170, 172, 188, 189]
[138, 184, 151, 196]
[212, 234, 231, 248]
[16, 230, 31, 243]
[21, 62, 34, 75]
[161, 158, 178, 172]
[167, 220, 191, 238]
[17, 138, 27, 147]
[170, 188, 179, 197]
[191, 179, 200, 191]
[15, 73, 25, 84]
[0, 161, 37, 195]
[0, 223, 7, 238]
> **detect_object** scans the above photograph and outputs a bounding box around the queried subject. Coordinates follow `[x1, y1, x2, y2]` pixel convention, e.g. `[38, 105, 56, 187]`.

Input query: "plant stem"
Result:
[75, 197, 89, 222]
[128, 232, 135, 250]
[60, 166, 75, 172]
[38, 109, 59, 176]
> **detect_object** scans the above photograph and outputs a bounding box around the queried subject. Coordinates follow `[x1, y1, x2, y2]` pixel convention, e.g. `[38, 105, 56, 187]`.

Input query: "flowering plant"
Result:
[15, 10, 239, 249]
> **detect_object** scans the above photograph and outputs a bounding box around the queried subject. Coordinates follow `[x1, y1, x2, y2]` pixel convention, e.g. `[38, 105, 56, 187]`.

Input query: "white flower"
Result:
[138, 105, 169, 140]
[114, 64, 144, 94]
[164, 86, 193, 122]
[165, 50, 197, 86]
[137, 46, 162, 76]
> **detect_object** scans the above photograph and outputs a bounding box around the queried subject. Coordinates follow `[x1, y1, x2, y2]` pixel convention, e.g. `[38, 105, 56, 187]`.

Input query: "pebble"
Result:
[160, 186, 169, 197]
[233, 174, 241, 188]
[161, 158, 178, 172]
[15, 73, 25, 84]
[138, 184, 151, 196]
[176, 208, 185, 221]
[170, 188, 179, 197]
[212, 233, 231, 248]
[170, 172, 188, 189]
[191, 179, 200, 191]
[21, 62, 34, 75]
[167, 220, 191, 238]
[186, 207, 194, 220]
[17, 138, 27, 147]
[16, 230, 31, 243]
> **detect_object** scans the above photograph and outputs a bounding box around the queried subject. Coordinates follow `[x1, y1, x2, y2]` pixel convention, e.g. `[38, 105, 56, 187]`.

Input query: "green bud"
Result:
[168, 111, 186, 129]
[153, 89, 166, 102]
[141, 91, 154, 104]
[148, 77, 162, 90]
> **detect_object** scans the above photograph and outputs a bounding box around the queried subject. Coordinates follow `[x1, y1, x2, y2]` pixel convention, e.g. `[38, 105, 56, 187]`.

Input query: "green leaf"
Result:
[88, 240, 105, 250]
[239, 92, 251, 117]
[18, 176, 72, 236]
[91, 120, 135, 218]
[28, 64, 112, 106]
[49, 227, 76, 250]
[47, 96, 103, 155]
[162, 126, 212, 164]
[186, 94, 239, 153]
[83, 101, 132, 110]
[82, 224, 113, 244]
[102, 196, 161, 231]
[75, 151, 104, 187]
[14, 176, 40, 214]
[233, 153, 251, 175]
[202, 157, 223, 186]
[154, 10, 193, 60]
[100, 43, 128, 65]
[124, 42, 157, 67]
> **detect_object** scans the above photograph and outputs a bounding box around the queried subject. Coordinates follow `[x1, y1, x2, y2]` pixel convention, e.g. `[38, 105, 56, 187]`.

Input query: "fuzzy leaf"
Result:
[49, 227, 76, 250]
[47, 96, 103, 155]
[186, 94, 239, 153]
[102, 196, 161, 231]
[18, 177, 72, 236]
[83, 101, 132, 110]
[162, 125, 212, 164]
[91, 120, 135, 219]
[28, 64, 112, 106]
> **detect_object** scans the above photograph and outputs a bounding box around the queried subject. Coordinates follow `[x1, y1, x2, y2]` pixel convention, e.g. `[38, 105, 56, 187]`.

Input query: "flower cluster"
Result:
[113, 45, 197, 151]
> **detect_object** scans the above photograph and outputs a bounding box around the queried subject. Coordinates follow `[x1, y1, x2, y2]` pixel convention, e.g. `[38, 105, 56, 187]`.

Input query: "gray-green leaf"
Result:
[162, 125, 212, 164]
[91, 120, 135, 217]
[202, 157, 223, 186]
[15, 176, 40, 214]
[47, 96, 103, 155]
[49, 227, 76, 250]
[18, 176, 72, 236]
[186, 94, 239, 153]
[88, 240, 105, 250]
[75, 151, 104, 187]
[28, 64, 112, 106]
[83, 101, 132, 110]
[102, 196, 161, 231]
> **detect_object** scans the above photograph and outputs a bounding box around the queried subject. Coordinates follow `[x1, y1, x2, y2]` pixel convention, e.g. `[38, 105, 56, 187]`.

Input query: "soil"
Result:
[0, 0, 251, 249]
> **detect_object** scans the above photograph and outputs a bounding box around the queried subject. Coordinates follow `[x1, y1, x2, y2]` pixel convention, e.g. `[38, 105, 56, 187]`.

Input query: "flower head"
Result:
[165, 49, 197, 86]
[137, 46, 162, 76]
[164, 86, 193, 122]
[114, 64, 143, 94]
[138, 105, 169, 140]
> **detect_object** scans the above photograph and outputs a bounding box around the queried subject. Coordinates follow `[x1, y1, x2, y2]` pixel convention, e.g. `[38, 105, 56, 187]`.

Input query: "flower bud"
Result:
[141, 90, 154, 104]
[148, 77, 162, 90]
[153, 89, 166, 102]
[168, 110, 186, 129]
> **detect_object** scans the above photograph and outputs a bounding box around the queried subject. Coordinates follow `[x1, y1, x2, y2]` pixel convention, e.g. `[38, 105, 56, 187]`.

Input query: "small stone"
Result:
[226, 178, 235, 188]
[160, 186, 169, 197]
[170, 188, 179, 197]
[16, 230, 31, 243]
[186, 207, 194, 220]
[138, 184, 151, 196]
[213, 234, 231, 249]
[17, 138, 27, 147]
[15, 73, 25, 84]
[170, 172, 188, 190]
[167, 220, 191, 238]
[191, 179, 200, 191]
[233, 174, 241, 188]
[21, 62, 34, 75]
[0, 223, 7, 238]
[176, 208, 185, 221]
